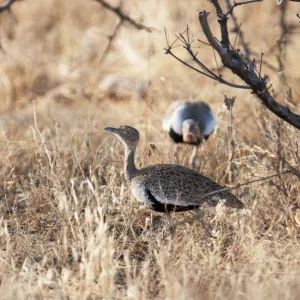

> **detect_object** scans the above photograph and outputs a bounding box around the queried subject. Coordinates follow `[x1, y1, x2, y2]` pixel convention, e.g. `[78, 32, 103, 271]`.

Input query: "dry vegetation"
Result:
[0, 0, 299, 299]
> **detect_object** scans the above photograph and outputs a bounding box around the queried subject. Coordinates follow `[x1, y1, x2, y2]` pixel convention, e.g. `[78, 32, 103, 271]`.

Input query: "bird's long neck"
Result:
[124, 144, 138, 181]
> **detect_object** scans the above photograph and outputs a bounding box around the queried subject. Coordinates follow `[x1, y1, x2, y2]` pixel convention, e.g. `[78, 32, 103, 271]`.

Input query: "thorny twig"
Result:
[224, 0, 250, 61]
[166, 0, 300, 128]
[258, 52, 264, 80]
[250, 48, 279, 71]
[94, 0, 155, 32]
[225, 0, 263, 17]
[197, 2, 300, 129]
[164, 26, 250, 90]
[98, 19, 124, 65]
[282, 160, 300, 177]
[278, 0, 300, 3]
[0, 0, 16, 13]
[199, 169, 292, 200]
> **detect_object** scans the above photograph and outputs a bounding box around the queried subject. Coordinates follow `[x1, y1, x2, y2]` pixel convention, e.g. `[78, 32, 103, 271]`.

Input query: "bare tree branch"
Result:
[0, 0, 16, 13]
[98, 19, 124, 66]
[197, 9, 300, 129]
[94, 0, 155, 32]
[164, 26, 250, 89]
[226, 0, 262, 16]
[165, 0, 300, 128]
[199, 169, 292, 199]
[224, 0, 251, 61]
[282, 159, 300, 177]
[209, 1, 230, 49]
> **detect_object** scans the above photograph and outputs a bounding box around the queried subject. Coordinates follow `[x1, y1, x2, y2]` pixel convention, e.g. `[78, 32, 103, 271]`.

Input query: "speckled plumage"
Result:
[130, 164, 243, 212]
[104, 125, 244, 214]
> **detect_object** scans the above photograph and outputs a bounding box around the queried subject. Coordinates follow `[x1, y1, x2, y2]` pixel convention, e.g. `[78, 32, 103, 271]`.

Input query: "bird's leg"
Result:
[173, 144, 179, 164]
[173, 209, 216, 238]
[199, 222, 216, 238]
[166, 211, 176, 253]
[172, 213, 199, 227]
[189, 146, 198, 169]
[195, 209, 216, 238]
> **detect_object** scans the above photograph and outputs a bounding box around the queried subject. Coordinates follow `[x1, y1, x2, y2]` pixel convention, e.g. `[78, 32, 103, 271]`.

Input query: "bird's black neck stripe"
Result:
[169, 128, 183, 144]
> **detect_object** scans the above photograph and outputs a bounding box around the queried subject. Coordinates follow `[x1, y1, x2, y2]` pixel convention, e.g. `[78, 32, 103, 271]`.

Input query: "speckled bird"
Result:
[104, 125, 243, 239]
[162, 100, 216, 145]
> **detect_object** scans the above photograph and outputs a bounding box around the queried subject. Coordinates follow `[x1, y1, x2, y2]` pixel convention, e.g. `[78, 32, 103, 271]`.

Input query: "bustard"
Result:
[105, 125, 243, 242]
[162, 100, 216, 167]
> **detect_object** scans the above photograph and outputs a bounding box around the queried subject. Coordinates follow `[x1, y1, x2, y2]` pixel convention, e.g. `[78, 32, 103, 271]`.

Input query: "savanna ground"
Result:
[0, 0, 299, 299]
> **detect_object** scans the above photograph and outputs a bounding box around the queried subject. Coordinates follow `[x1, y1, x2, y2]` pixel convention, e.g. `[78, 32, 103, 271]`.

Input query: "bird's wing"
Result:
[192, 102, 216, 136]
[141, 165, 209, 207]
[162, 100, 189, 132]
[141, 165, 243, 209]
[199, 111, 216, 136]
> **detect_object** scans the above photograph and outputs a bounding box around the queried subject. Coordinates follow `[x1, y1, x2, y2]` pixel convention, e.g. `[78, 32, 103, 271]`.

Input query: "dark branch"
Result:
[94, 0, 154, 32]
[226, 0, 263, 16]
[209, 1, 230, 49]
[0, 0, 16, 13]
[283, 160, 300, 178]
[183, 44, 250, 89]
[198, 10, 300, 129]
[98, 20, 124, 65]
[164, 27, 250, 90]
[199, 169, 291, 199]
[164, 47, 217, 80]
[224, 0, 251, 61]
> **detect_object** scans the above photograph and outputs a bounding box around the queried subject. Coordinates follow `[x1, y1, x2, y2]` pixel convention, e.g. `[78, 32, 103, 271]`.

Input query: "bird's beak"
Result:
[104, 127, 118, 133]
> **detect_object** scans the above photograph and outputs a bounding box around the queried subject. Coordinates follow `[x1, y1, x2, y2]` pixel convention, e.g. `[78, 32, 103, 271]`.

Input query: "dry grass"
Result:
[0, 0, 299, 299]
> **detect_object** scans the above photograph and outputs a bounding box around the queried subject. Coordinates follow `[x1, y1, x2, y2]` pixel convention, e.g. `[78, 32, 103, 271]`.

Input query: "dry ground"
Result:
[0, 0, 299, 299]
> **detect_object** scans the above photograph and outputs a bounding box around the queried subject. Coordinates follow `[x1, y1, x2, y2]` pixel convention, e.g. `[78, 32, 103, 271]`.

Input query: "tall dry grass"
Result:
[0, 0, 299, 299]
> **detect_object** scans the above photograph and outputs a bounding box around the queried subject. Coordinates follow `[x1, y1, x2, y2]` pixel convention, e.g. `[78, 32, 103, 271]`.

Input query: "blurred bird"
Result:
[162, 100, 216, 167]
[163, 100, 216, 145]
[104, 125, 243, 248]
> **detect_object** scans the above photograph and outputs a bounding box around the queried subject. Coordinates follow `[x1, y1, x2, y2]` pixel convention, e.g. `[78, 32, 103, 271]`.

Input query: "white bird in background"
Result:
[162, 100, 216, 167]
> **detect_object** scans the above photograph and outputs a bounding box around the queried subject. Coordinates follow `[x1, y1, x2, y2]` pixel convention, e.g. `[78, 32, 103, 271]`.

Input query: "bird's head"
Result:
[104, 125, 140, 148]
[182, 119, 202, 145]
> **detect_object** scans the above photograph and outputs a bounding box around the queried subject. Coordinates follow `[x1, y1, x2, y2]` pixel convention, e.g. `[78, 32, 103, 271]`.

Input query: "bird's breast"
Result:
[130, 181, 149, 205]
[129, 180, 166, 211]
